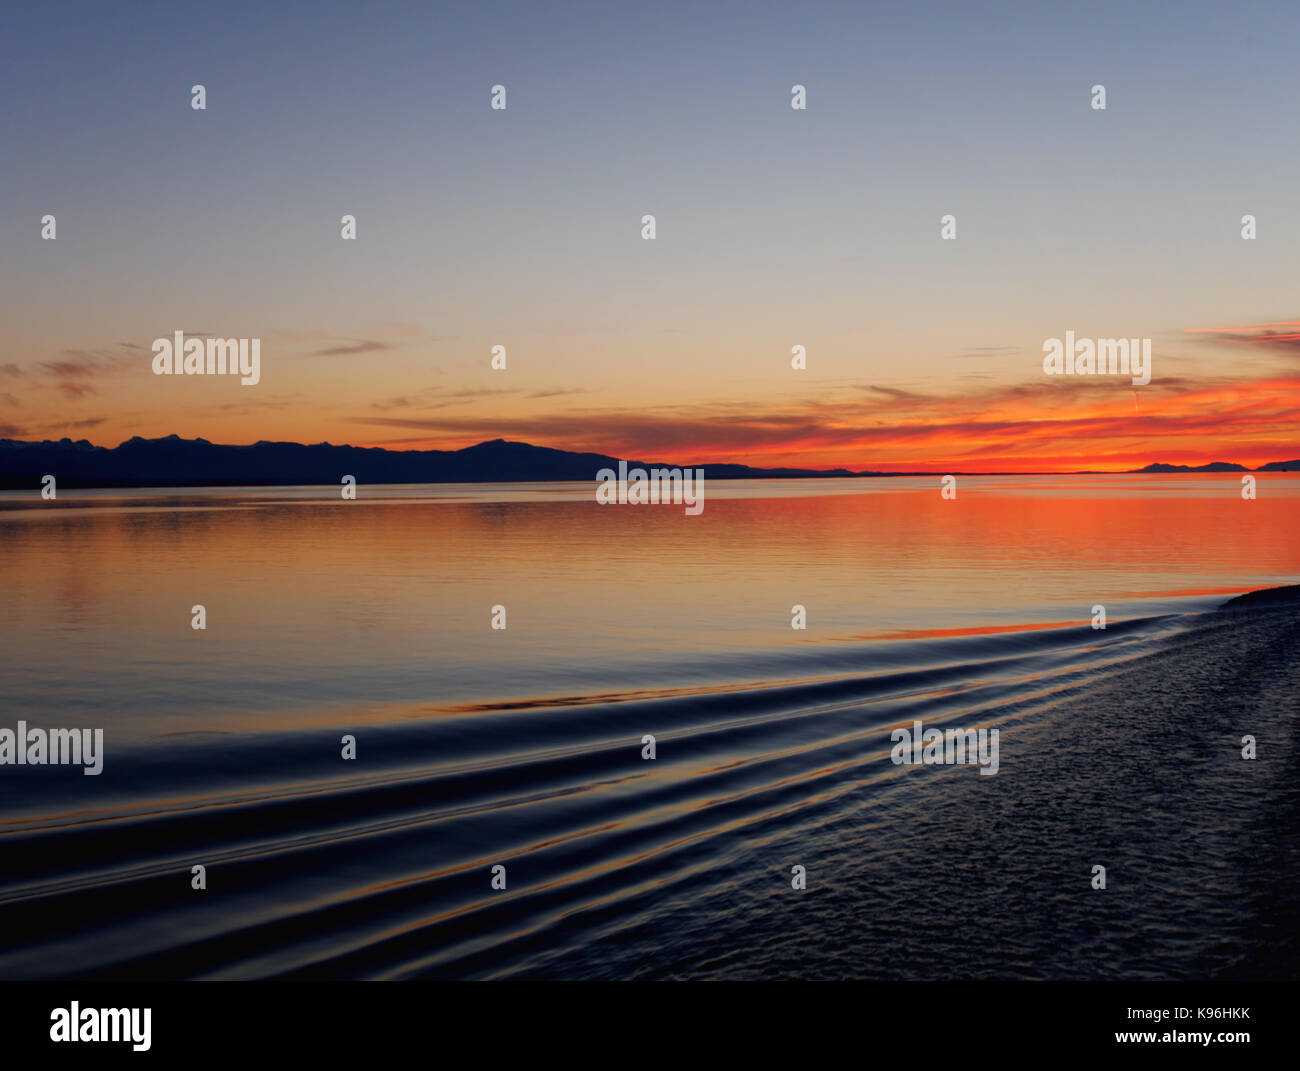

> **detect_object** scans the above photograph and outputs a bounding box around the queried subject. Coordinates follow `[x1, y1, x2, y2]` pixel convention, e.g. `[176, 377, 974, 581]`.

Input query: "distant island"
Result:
[0, 435, 1297, 489]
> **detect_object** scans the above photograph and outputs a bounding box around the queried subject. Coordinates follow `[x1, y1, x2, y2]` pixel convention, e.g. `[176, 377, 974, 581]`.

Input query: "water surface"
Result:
[1, 475, 1296, 977]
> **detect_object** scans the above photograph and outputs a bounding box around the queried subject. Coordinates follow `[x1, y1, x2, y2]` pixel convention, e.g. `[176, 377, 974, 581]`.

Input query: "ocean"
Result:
[1, 474, 1297, 978]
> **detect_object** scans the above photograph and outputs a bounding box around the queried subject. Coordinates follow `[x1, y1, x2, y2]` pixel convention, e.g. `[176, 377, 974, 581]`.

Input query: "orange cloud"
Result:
[348, 374, 1300, 472]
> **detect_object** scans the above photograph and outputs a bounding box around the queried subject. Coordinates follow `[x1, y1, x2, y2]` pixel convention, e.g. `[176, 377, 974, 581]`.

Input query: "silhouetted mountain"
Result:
[1, 436, 1295, 488]
[0, 435, 883, 489]
[1130, 462, 1250, 473]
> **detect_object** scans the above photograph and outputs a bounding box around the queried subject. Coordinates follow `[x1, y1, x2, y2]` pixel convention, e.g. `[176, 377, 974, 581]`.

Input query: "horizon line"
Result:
[2, 432, 1296, 482]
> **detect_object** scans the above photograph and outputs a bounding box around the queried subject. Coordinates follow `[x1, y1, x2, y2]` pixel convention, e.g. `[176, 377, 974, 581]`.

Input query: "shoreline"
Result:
[2, 582, 1296, 979]
[524, 584, 1300, 979]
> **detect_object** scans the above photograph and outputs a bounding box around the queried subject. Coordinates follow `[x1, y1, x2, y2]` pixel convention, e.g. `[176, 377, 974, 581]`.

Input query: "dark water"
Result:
[0, 478, 1297, 978]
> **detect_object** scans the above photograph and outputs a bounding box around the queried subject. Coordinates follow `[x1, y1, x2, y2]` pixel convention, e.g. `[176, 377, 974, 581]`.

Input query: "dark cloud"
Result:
[856, 385, 933, 403]
[42, 360, 98, 378]
[1212, 330, 1300, 353]
[372, 386, 540, 412]
[952, 346, 1020, 358]
[527, 388, 587, 400]
[33, 350, 138, 399]
[313, 340, 394, 356]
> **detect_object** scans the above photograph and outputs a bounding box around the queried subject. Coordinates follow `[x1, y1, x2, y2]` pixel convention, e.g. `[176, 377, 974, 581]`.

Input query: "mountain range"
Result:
[0, 435, 1296, 489]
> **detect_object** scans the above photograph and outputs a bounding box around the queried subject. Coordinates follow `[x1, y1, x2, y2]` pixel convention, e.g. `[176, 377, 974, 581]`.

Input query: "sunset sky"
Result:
[2, 0, 1298, 472]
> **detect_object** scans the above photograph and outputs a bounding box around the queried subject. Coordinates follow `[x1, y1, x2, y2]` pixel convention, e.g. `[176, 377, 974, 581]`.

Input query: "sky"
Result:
[1, 0, 1298, 472]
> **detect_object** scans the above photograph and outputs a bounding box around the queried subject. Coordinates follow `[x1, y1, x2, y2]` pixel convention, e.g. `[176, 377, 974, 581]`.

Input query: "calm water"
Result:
[1, 475, 1297, 978]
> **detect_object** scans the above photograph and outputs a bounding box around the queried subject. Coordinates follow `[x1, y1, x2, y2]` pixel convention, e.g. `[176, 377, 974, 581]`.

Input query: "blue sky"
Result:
[2, 0, 1298, 468]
